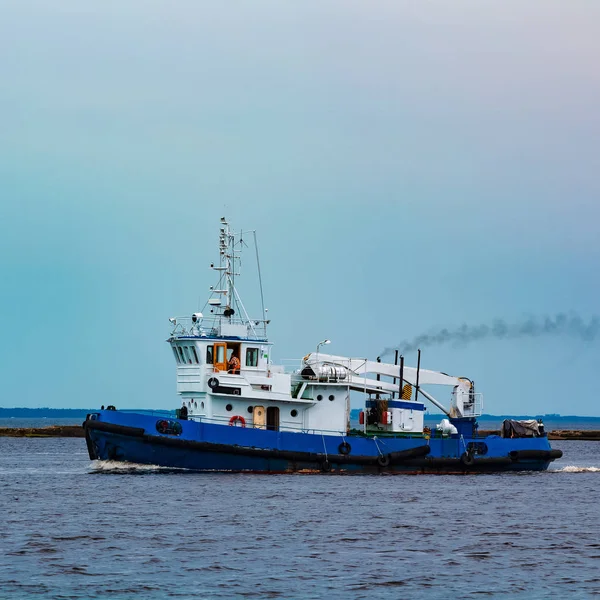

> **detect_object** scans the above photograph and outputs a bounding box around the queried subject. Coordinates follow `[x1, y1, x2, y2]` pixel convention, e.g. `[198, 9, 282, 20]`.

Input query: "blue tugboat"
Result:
[84, 218, 562, 473]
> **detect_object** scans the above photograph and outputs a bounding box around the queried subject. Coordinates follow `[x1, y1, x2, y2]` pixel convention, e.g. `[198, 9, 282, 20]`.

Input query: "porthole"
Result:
[226, 404, 233, 412]
[201, 402, 205, 409]
[247, 406, 253, 414]
[317, 394, 323, 401]
[291, 410, 298, 417]
[329, 395, 335, 401]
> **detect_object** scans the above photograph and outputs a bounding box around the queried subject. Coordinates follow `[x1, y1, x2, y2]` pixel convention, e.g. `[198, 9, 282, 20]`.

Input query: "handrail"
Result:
[169, 315, 268, 340]
[451, 391, 484, 417]
[186, 414, 348, 436]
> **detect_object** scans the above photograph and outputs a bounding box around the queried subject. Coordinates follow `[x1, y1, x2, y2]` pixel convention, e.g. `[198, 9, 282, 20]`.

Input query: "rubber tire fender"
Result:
[377, 454, 390, 468]
[460, 452, 475, 467]
[208, 377, 219, 389]
[338, 442, 351, 455]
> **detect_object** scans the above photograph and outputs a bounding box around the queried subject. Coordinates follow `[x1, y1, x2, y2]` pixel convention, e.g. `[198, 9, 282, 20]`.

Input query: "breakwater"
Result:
[476, 429, 600, 441]
[1, 425, 599, 440]
[0, 425, 84, 438]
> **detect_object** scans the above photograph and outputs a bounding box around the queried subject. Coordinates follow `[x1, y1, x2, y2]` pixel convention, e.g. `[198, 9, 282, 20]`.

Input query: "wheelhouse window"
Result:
[182, 346, 191, 364]
[178, 347, 185, 363]
[246, 347, 259, 367]
[172, 347, 180, 363]
[191, 346, 199, 364]
[206, 345, 214, 364]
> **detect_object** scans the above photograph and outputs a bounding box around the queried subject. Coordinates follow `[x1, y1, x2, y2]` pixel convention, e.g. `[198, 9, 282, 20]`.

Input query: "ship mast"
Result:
[211, 217, 264, 338]
[212, 217, 236, 321]
[219, 217, 233, 315]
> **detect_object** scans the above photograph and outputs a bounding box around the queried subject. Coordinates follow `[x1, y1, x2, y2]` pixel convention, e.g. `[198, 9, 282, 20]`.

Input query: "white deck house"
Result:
[168, 218, 481, 436]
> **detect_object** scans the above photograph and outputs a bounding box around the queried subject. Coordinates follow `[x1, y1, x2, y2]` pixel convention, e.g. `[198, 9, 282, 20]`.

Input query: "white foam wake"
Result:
[90, 460, 187, 473]
[552, 465, 600, 473]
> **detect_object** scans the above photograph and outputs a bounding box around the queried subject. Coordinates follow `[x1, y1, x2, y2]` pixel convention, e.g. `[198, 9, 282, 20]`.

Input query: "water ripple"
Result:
[0, 438, 599, 598]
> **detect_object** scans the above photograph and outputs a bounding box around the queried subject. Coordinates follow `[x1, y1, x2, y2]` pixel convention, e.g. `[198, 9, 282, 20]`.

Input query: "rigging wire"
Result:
[253, 230, 267, 324]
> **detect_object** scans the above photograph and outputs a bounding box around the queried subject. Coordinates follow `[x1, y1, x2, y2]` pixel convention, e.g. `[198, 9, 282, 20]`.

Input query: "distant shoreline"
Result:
[2, 409, 600, 420]
[0, 425, 85, 438]
[1, 425, 599, 441]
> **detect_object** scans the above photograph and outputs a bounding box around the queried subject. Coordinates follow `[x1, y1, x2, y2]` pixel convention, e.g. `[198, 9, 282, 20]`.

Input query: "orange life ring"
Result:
[229, 415, 246, 428]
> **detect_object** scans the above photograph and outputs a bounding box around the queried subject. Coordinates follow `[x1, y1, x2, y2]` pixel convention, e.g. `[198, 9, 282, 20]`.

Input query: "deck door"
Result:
[214, 343, 227, 372]
[266, 406, 280, 431]
[253, 406, 266, 430]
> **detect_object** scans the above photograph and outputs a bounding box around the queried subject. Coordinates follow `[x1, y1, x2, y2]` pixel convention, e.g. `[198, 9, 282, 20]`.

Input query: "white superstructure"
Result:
[168, 218, 482, 436]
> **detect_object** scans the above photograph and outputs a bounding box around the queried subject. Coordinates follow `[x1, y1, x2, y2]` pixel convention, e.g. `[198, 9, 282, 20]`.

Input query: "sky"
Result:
[1, 1, 599, 415]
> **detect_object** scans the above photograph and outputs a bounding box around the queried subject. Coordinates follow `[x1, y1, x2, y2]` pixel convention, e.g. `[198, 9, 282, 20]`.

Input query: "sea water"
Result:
[0, 436, 599, 599]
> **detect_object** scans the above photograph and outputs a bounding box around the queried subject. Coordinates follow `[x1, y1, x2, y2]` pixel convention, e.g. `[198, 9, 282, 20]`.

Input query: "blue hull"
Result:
[84, 411, 561, 474]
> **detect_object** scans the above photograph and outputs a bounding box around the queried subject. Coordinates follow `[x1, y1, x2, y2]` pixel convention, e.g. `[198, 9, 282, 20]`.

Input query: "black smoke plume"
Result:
[381, 313, 600, 357]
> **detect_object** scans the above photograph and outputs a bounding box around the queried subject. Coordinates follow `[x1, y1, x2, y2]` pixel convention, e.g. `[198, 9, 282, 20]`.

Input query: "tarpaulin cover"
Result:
[501, 419, 540, 438]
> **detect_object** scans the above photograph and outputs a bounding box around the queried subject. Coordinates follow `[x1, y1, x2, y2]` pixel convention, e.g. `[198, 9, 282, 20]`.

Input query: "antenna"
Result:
[253, 230, 267, 326]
